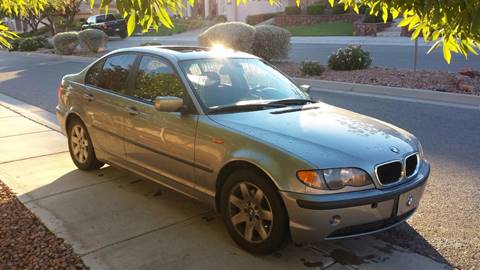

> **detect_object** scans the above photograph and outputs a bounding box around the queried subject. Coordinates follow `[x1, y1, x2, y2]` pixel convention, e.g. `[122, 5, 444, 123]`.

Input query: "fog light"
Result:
[329, 215, 341, 226]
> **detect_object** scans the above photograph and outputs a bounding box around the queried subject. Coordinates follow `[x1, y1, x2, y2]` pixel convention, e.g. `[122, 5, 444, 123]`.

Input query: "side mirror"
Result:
[154, 96, 184, 112]
[300, 84, 311, 94]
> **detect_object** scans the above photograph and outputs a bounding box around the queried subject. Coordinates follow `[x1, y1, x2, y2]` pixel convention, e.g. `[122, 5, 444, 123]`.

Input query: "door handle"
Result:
[83, 93, 95, 101]
[126, 106, 139, 116]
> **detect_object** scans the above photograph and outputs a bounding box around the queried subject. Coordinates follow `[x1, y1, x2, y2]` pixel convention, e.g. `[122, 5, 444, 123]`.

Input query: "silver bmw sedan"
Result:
[56, 46, 430, 254]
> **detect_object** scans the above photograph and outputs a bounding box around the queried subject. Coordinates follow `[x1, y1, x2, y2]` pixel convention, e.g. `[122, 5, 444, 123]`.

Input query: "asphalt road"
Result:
[0, 51, 479, 268]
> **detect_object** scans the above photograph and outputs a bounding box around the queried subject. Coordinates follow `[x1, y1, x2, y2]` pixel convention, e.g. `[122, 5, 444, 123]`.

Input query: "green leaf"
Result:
[127, 13, 136, 36]
[328, 0, 335, 7]
[443, 39, 452, 64]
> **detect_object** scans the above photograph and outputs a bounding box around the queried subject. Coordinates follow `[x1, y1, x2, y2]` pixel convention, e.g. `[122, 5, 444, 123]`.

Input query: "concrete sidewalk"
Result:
[0, 96, 450, 269]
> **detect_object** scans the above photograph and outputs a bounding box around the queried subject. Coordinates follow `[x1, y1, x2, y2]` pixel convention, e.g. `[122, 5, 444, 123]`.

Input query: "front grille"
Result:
[376, 161, 402, 185]
[405, 154, 418, 177]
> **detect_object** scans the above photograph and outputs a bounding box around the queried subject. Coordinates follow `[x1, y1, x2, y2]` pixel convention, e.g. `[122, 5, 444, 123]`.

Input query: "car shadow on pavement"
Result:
[22, 165, 452, 269]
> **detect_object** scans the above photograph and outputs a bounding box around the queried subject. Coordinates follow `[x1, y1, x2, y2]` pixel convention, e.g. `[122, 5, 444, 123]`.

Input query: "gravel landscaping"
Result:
[0, 180, 87, 270]
[274, 62, 480, 95]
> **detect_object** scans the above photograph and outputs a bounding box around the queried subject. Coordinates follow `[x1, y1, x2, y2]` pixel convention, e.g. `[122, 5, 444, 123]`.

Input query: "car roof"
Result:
[106, 46, 260, 62]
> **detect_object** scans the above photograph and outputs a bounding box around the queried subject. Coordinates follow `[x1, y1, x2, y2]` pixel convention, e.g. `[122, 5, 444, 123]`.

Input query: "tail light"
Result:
[58, 82, 63, 100]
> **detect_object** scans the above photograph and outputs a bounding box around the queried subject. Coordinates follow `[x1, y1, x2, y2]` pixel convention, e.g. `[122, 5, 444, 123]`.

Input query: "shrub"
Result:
[252, 25, 291, 61]
[306, 4, 326, 15]
[78, 29, 108, 53]
[18, 37, 39, 51]
[328, 45, 372, 70]
[246, 12, 281, 25]
[332, 4, 348, 14]
[198, 22, 256, 53]
[8, 38, 21, 51]
[284, 6, 301, 15]
[33, 36, 49, 48]
[212, 15, 227, 23]
[301, 61, 325, 76]
[363, 7, 393, 23]
[53, 32, 79, 55]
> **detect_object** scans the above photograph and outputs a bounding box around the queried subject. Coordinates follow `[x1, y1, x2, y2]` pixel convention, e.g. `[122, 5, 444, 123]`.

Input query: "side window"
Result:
[97, 54, 137, 93]
[85, 59, 105, 87]
[106, 14, 116, 21]
[133, 55, 185, 103]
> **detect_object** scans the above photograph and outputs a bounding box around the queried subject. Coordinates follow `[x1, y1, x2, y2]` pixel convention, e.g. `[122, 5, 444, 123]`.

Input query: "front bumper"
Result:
[281, 160, 430, 242]
[55, 105, 67, 135]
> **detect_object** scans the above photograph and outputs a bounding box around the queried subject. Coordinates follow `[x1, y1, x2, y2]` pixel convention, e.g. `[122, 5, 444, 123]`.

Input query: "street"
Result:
[0, 52, 479, 269]
[106, 36, 480, 72]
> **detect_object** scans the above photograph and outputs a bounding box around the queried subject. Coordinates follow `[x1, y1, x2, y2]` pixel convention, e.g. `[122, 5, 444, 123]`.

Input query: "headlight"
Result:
[322, 168, 372, 190]
[297, 168, 372, 190]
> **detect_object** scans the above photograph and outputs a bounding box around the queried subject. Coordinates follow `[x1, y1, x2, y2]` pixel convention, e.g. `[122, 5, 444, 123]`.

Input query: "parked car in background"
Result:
[56, 46, 430, 254]
[82, 13, 127, 39]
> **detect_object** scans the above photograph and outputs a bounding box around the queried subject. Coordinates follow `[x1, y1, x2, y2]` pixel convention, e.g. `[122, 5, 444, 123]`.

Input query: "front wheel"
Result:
[220, 170, 289, 254]
[67, 119, 104, 171]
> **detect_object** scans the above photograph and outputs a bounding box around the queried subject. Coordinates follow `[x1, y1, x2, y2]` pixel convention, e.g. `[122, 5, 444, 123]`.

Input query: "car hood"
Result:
[208, 103, 418, 169]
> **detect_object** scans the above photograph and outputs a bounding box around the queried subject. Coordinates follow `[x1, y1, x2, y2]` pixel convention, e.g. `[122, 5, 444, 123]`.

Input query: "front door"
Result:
[123, 54, 197, 188]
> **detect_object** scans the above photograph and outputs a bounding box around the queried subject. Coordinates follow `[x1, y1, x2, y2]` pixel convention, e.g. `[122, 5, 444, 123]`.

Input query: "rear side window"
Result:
[133, 55, 185, 103]
[85, 54, 137, 94]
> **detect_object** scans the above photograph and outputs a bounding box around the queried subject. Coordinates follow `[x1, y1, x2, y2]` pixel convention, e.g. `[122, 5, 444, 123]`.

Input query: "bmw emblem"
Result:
[406, 195, 414, 206]
[390, 146, 400, 153]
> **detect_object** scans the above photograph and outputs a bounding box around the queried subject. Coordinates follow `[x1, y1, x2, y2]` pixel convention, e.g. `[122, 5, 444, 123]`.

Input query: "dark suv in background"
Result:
[82, 13, 127, 39]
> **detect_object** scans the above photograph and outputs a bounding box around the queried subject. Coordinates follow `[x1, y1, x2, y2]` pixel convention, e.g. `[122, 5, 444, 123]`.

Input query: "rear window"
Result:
[85, 54, 137, 94]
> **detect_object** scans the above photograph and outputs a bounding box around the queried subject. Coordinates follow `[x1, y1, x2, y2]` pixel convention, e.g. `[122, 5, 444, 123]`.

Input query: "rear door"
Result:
[84, 53, 138, 162]
[123, 54, 198, 188]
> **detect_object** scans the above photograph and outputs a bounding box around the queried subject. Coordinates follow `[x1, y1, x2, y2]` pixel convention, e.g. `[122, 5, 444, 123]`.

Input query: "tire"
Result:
[67, 118, 104, 171]
[119, 30, 127, 39]
[220, 169, 289, 254]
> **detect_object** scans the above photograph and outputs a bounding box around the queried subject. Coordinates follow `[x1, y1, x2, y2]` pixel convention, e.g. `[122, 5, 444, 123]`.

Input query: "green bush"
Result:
[363, 7, 393, 23]
[78, 29, 108, 53]
[18, 37, 39, 51]
[285, 6, 301, 15]
[332, 4, 348, 14]
[306, 4, 326, 15]
[8, 38, 21, 51]
[252, 25, 291, 61]
[33, 36, 49, 48]
[328, 45, 372, 70]
[198, 22, 256, 53]
[212, 15, 227, 23]
[53, 32, 79, 55]
[246, 12, 281, 25]
[301, 61, 325, 76]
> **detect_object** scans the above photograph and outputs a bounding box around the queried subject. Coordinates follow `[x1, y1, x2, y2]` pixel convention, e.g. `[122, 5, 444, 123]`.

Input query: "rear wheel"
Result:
[67, 118, 104, 170]
[119, 30, 127, 39]
[220, 169, 289, 254]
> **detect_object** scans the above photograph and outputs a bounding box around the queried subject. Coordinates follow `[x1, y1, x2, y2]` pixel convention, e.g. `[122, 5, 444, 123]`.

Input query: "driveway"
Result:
[0, 95, 449, 270]
[0, 52, 479, 269]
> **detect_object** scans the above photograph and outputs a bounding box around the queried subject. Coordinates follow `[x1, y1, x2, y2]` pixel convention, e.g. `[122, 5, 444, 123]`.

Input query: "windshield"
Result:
[179, 58, 309, 111]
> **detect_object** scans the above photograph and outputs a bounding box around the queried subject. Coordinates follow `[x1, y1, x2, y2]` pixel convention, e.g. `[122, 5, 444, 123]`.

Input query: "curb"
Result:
[0, 93, 61, 132]
[293, 77, 480, 109]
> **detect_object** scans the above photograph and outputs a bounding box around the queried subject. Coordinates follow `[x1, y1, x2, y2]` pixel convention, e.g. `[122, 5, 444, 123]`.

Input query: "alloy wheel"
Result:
[70, 124, 89, 163]
[228, 182, 274, 243]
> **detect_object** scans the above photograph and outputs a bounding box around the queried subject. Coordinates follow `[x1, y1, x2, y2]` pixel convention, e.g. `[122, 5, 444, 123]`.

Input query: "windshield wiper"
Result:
[267, 99, 317, 105]
[209, 103, 285, 114]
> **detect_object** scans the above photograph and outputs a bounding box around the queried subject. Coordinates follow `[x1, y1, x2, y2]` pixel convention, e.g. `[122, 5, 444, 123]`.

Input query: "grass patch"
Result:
[141, 24, 188, 36]
[285, 22, 353, 36]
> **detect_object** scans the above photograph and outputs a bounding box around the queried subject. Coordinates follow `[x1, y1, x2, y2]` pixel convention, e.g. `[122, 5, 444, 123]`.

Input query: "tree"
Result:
[0, 0, 479, 63]
[54, 0, 83, 31]
[22, 4, 56, 34]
